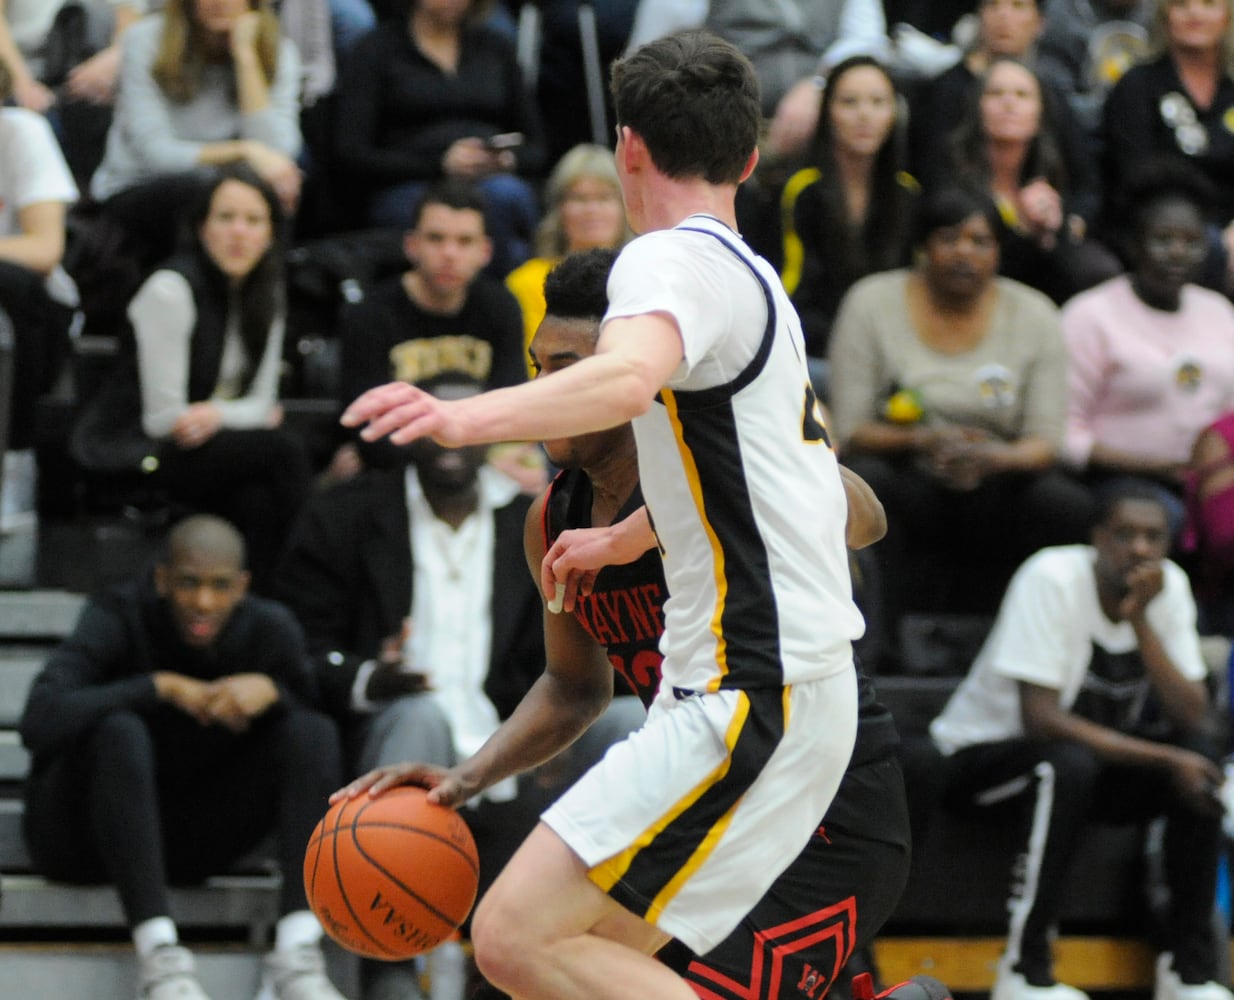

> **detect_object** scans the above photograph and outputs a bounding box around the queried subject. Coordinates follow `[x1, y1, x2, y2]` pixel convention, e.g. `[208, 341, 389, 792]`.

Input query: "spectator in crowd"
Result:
[19, 514, 350, 1000]
[0, 57, 80, 531]
[332, 0, 547, 278]
[274, 370, 572, 1000]
[0, 1, 141, 112]
[624, 0, 890, 163]
[337, 179, 525, 471]
[828, 185, 1092, 669]
[1061, 160, 1234, 533]
[73, 165, 312, 592]
[779, 55, 917, 379]
[90, 0, 302, 272]
[1184, 409, 1234, 635]
[910, 0, 1046, 170]
[1035, 0, 1153, 141]
[929, 482, 1230, 1000]
[1102, 0, 1234, 293]
[504, 143, 631, 377]
[940, 56, 1120, 304]
[909, 0, 1097, 219]
[106, 0, 340, 108]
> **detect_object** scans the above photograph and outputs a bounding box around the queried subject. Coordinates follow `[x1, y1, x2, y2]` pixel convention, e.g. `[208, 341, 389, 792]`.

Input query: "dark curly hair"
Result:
[543, 247, 619, 323]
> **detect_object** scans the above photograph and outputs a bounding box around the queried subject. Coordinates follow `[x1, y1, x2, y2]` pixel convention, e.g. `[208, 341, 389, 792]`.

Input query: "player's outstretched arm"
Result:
[340, 315, 683, 449]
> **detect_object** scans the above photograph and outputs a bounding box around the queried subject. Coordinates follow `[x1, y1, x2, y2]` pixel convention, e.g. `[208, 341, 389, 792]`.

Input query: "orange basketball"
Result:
[303, 787, 479, 960]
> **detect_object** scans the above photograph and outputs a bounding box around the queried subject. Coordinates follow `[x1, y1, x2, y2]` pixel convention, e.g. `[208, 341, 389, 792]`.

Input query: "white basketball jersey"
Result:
[602, 214, 864, 695]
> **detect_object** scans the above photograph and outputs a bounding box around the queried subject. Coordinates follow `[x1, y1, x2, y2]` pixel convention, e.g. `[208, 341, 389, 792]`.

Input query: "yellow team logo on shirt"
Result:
[1175, 357, 1203, 392]
[389, 336, 492, 385]
[1224, 106, 1234, 134]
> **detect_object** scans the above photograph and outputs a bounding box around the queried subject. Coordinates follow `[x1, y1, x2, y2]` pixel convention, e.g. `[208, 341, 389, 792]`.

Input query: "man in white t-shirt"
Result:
[930, 482, 1230, 1000]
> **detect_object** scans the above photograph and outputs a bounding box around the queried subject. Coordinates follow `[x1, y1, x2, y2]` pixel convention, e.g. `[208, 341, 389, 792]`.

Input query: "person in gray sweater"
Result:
[90, 0, 302, 270]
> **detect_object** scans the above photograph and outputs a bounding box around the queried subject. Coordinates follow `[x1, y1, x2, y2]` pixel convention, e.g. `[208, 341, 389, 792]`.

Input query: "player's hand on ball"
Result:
[332, 761, 477, 808]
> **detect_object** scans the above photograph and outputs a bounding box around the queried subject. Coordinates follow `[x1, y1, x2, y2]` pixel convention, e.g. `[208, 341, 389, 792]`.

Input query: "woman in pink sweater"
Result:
[1061, 160, 1234, 534]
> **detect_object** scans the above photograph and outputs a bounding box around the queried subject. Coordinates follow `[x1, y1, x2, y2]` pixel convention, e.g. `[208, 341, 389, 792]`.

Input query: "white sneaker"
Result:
[255, 944, 349, 1000]
[992, 961, 1089, 1000]
[1155, 953, 1234, 1000]
[138, 944, 212, 1000]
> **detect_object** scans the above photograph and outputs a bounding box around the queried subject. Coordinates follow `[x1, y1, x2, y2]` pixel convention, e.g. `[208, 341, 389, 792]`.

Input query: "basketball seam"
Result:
[352, 800, 476, 926]
[306, 790, 480, 961]
[345, 821, 481, 878]
[334, 799, 403, 958]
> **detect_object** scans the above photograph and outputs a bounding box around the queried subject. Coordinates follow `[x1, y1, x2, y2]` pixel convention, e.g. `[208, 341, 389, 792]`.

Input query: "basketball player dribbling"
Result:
[338, 247, 915, 1000]
[340, 29, 905, 1000]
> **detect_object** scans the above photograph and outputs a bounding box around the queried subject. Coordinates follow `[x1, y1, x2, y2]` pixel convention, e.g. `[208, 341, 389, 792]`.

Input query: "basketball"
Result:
[303, 787, 480, 960]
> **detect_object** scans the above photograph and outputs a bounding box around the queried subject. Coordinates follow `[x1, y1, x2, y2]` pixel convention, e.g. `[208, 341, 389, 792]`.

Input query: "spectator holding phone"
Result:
[332, 0, 547, 277]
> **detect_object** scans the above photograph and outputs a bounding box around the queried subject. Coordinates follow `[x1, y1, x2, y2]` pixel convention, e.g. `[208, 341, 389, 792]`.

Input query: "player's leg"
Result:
[471, 821, 693, 1000]
[662, 754, 912, 1000]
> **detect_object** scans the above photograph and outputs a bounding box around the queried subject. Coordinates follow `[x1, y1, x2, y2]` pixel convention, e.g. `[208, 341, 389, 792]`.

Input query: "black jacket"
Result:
[273, 468, 545, 723]
[19, 574, 315, 768]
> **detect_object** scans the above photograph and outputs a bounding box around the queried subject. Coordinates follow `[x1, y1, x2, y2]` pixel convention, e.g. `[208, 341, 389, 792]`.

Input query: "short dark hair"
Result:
[409, 178, 490, 232]
[911, 185, 1002, 249]
[1123, 156, 1217, 233]
[543, 248, 618, 323]
[610, 29, 760, 185]
[1092, 478, 1169, 530]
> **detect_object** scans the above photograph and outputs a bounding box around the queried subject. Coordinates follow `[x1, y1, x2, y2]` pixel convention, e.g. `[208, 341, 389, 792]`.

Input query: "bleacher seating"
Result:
[869, 624, 1234, 992]
[10, 333, 1234, 995]
[0, 589, 357, 998]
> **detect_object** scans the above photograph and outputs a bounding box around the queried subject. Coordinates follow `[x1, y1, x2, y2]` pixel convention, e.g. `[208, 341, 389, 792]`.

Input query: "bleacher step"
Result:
[0, 874, 283, 938]
[0, 590, 84, 638]
[0, 798, 29, 870]
[0, 654, 43, 729]
[0, 941, 360, 999]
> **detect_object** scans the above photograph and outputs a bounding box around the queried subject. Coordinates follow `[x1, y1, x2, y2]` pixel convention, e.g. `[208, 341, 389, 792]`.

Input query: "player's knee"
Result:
[470, 889, 536, 993]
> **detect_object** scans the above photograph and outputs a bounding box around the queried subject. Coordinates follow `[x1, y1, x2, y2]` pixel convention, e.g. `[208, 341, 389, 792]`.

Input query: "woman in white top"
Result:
[128, 164, 310, 590]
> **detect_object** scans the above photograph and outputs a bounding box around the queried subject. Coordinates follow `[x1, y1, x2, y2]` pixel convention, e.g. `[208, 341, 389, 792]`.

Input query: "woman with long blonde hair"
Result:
[90, 0, 302, 271]
[505, 143, 631, 369]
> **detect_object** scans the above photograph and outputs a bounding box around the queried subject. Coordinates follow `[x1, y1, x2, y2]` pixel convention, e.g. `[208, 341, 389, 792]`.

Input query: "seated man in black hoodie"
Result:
[19, 514, 349, 1000]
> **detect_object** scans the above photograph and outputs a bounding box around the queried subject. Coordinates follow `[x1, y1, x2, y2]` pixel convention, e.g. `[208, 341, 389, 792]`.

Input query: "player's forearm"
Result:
[1031, 709, 1180, 770]
[452, 353, 656, 446]
[0, 230, 64, 276]
[455, 673, 610, 792]
[1133, 618, 1212, 731]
